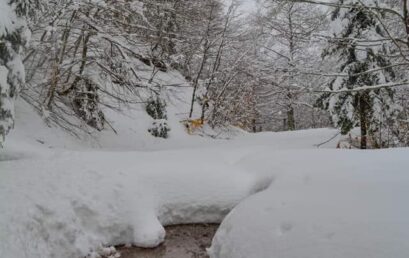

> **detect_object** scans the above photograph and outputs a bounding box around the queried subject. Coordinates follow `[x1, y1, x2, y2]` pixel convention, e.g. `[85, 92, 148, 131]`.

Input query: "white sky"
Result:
[240, 0, 257, 11]
[223, 0, 257, 13]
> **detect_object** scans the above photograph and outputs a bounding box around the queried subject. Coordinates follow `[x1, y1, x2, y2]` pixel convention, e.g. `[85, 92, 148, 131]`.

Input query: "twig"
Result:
[315, 131, 340, 148]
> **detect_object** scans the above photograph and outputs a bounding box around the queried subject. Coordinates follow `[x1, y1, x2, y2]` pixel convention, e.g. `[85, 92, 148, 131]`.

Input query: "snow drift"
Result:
[0, 147, 271, 258]
[208, 148, 409, 258]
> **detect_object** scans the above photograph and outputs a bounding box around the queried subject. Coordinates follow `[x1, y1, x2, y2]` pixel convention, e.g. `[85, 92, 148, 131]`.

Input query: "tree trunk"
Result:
[188, 47, 207, 119]
[287, 106, 295, 131]
[199, 4, 233, 124]
[188, 4, 216, 119]
[359, 95, 368, 149]
[287, 4, 296, 132]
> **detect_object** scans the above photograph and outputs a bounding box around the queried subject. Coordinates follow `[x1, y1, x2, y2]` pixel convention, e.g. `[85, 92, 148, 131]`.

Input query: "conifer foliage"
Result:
[0, 0, 32, 145]
[317, 0, 400, 149]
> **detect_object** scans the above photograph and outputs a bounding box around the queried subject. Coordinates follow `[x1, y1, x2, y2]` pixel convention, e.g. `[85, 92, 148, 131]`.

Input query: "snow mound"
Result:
[208, 149, 409, 258]
[0, 147, 271, 258]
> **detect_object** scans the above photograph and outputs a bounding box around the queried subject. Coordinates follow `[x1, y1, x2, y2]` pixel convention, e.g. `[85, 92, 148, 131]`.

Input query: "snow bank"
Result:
[209, 149, 409, 258]
[0, 146, 272, 258]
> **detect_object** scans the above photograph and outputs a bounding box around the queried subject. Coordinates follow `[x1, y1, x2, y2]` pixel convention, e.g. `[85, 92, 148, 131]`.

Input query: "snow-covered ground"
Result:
[209, 148, 409, 258]
[2, 100, 409, 258]
[0, 144, 269, 257]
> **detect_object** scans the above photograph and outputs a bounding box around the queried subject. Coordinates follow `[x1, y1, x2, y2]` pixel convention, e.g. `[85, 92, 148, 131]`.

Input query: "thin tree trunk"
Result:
[188, 4, 216, 119]
[188, 46, 208, 119]
[287, 106, 295, 130]
[359, 95, 368, 149]
[286, 4, 296, 131]
[199, 4, 234, 123]
[44, 11, 77, 109]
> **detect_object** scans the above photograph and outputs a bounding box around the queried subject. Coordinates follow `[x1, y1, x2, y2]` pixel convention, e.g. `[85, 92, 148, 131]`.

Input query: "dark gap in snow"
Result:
[114, 224, 219, 258]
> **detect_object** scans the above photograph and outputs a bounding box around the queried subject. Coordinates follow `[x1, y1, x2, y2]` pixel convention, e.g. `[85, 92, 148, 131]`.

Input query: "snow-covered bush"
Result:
[146, 96, 170, 138]
[72, 78, 104, 131]
[148, 119, 170, 138]
[146, 96, 167, 120]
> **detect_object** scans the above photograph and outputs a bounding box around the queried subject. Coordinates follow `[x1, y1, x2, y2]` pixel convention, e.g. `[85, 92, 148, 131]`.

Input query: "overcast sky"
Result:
[240, 0, 257, 11]
[223, 0, 257, 13]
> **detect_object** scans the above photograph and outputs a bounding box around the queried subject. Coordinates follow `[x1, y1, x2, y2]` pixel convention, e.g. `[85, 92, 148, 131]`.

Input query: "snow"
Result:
[2, 1, 407, 257]
[1, 97, 341, 257]
[2, 93, 408, 258]
[208, 148, 409, 258]
[0, 142, 272, 257]
[0, 1, 18, 37]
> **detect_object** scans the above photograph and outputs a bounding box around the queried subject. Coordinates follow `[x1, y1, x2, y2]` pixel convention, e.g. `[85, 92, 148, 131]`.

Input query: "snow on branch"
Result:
[315, 81, 409, 93]
[292, 0, 404, 20]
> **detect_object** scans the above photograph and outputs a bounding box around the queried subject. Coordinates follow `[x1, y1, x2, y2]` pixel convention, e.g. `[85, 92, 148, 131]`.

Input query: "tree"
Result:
[23, 0, 240, 136]
[317, 0, 401, 149]
[0, 0, 32, 145]
[187, 0, 224, 119]
[191, 1, 263, 130]
[24, 0, 159, 133]
[253, 0, 327, 131]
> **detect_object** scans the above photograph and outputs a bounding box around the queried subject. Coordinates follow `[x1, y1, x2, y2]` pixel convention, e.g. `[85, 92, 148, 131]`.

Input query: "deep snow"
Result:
[2, 98, 408, 258]
[0, 146, 271, 257]
[208, 149, 409, 258]
[0, 99, 341, 258]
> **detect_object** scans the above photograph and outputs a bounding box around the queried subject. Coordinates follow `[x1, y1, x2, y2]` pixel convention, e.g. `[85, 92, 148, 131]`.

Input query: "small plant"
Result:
[73, 78, 105, 131]
[146, 97, 167, 120]
[146, 96, 170, 138]
[148, 119, 170, 138]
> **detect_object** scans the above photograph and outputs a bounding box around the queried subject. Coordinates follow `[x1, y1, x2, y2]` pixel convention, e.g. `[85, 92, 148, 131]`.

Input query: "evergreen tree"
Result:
[317, 0, 400, 149]
[0, 0, 31, 145]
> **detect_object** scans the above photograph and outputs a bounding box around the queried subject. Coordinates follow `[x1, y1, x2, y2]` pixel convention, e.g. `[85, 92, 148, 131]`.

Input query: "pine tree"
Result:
[317, 0, 400, 149]
[0, 0, 31, 145]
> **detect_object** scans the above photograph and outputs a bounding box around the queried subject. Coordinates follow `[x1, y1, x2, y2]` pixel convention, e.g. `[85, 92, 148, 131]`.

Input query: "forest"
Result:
[1, 0, 409, 148]
[1, 0, 409, 258]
